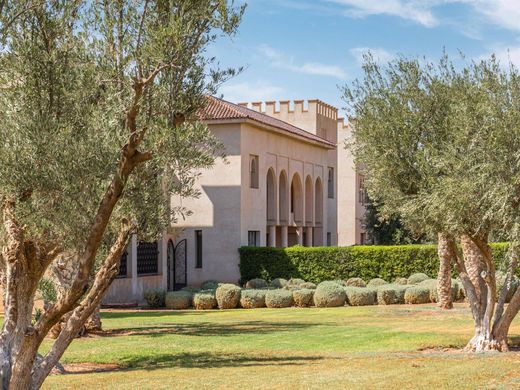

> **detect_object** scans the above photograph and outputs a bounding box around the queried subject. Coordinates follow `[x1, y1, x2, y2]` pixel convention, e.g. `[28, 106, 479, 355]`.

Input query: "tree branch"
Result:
[31, 219, 134, 388]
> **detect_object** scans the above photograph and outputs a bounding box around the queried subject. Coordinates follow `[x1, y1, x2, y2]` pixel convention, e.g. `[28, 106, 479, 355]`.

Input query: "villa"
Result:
[103, 96, 367, 304]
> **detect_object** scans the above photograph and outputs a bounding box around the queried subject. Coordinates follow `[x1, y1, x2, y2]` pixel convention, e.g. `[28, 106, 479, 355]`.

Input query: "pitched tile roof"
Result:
[201, 96, 335, 148]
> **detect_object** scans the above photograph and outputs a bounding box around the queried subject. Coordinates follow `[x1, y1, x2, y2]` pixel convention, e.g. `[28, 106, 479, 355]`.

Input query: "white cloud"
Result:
[328, 0, 440, 27]
[327, 0, 520, 32]
[350, 47, 394, 64]
[259, 44, 347, 80]
[219, 81, 285, 103]
[475, 0, 520, 32]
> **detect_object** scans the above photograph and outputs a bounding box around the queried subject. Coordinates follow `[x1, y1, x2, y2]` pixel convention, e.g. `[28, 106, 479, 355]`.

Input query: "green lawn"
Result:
[42, 304, 520, 389]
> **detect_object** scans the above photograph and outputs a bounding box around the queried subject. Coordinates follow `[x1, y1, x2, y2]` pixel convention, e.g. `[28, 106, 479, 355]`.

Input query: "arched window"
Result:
[305, 175, 313, 225]
[290, 173, 303, 224]
[266, 168, 277, 223]
[279, 170, 288, 223]
[250, 155, 259, 189]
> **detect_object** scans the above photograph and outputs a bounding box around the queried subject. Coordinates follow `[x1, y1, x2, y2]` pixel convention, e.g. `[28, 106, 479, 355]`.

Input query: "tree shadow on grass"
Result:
[61, 352, 330, 375]
[97, 320, 321, 338]
[122, 351, 328, 370]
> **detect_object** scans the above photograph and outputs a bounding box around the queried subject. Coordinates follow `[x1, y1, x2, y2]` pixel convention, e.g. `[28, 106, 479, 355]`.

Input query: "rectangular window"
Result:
[360, 232, 366, 245]
[327, 232, 332, 246]
[248, 230, 260, 246]
[358, 175, 368, 205]
[137, 242, 158, 275]
[327, 167, 334, 199]
[195, 230, 203, 268]
[250, 155, 259, 189]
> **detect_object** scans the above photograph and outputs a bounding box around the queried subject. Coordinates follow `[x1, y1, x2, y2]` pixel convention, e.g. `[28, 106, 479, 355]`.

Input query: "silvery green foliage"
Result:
[343, 53, 520, 244]
[0, 0, 244, 250]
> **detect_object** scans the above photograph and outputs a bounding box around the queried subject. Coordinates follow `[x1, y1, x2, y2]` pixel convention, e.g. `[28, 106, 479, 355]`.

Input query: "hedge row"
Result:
[239, 243, 510, 284]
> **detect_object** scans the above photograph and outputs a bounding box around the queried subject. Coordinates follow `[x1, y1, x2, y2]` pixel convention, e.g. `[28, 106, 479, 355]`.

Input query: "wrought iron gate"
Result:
[167, 239, 187, 291]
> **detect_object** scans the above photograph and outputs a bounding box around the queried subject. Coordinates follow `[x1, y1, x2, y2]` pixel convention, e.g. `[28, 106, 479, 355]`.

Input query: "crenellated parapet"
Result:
[238, 99, 338, 121]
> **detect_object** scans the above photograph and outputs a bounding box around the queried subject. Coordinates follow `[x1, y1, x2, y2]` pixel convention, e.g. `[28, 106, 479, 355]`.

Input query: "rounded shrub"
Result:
[240, 289, 267, 309]
[270, 278, 288, 288]
[377, 285, 407, 305]
[165, 291, 192, 309]
[419, 279, 457, 303]
[244, 278, 268, 289]
[300, 282, 317, 289]
[201, 280, 220, 290]
[404, 286, 431, 304]
[314, 281, 347, 307]
[333, 279, 348, 287]
[143, 289, 165, 308]
[193, 290, 217, 310]
[215, 284, 241, 309]
[293, 289, 315, 307]
[265, 289, 294, 308]
[287, 278, 305, 287]
[346, 277, 366, 287]
[453, 279, 465, 301]
[393, 277, 408, 285]
[367, 278, 388, 287]
[345, 287, 376, 306]
[407, 273, 430, 285]
[283, 284, 302, 291]
[496, 272, 520, 303]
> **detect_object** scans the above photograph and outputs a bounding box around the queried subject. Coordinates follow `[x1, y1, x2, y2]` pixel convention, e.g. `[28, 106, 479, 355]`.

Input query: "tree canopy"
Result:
[344, 52, 520, 351]
[0, 1, 244, 387]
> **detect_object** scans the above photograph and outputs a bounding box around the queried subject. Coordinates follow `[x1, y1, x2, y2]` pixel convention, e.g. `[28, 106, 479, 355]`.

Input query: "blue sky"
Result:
[212, 0, 520, 116]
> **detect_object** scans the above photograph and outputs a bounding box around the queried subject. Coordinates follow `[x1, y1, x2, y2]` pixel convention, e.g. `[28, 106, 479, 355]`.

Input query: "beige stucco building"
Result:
[104, 96, 366, 304]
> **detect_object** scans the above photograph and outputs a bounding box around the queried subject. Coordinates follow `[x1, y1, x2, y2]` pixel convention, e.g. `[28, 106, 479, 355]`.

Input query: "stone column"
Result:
[268, 225, 276, 247]
[305, 227, 313, 247]
[281, 225, 288, 248]
[297, 227, 303, 245]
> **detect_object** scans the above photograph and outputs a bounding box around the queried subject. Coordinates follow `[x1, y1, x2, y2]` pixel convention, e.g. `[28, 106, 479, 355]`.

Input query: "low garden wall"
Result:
[238, 243, 509, 284]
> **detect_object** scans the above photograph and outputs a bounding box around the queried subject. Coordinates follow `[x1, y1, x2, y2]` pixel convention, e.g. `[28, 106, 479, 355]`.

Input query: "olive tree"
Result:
[343, 53, 458, 310]
[344, 53, 520, 351]
[0, 0, 243, 388]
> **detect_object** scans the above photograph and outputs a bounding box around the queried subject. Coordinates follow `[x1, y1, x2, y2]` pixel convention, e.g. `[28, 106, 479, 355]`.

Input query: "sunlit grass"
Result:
[42, 303, 520, 389]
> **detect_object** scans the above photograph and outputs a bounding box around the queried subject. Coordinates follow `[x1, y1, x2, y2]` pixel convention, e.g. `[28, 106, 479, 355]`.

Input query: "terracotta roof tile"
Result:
[201, 96, 335, 148]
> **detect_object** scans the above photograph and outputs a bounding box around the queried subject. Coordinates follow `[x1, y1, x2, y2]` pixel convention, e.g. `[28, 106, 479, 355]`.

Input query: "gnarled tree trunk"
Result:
[451, 233, 515, 352]
[437, 233, 454, 310]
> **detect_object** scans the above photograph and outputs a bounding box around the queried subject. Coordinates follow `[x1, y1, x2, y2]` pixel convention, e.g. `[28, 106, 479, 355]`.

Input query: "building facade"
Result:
[103, 96, 366, 304]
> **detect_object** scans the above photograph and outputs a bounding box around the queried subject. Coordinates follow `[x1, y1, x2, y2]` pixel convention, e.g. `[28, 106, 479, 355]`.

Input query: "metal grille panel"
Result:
[137, 242, 158, 275]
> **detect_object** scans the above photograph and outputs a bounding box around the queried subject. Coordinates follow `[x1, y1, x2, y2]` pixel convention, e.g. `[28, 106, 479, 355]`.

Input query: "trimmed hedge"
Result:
[239, 243, 509, 284]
